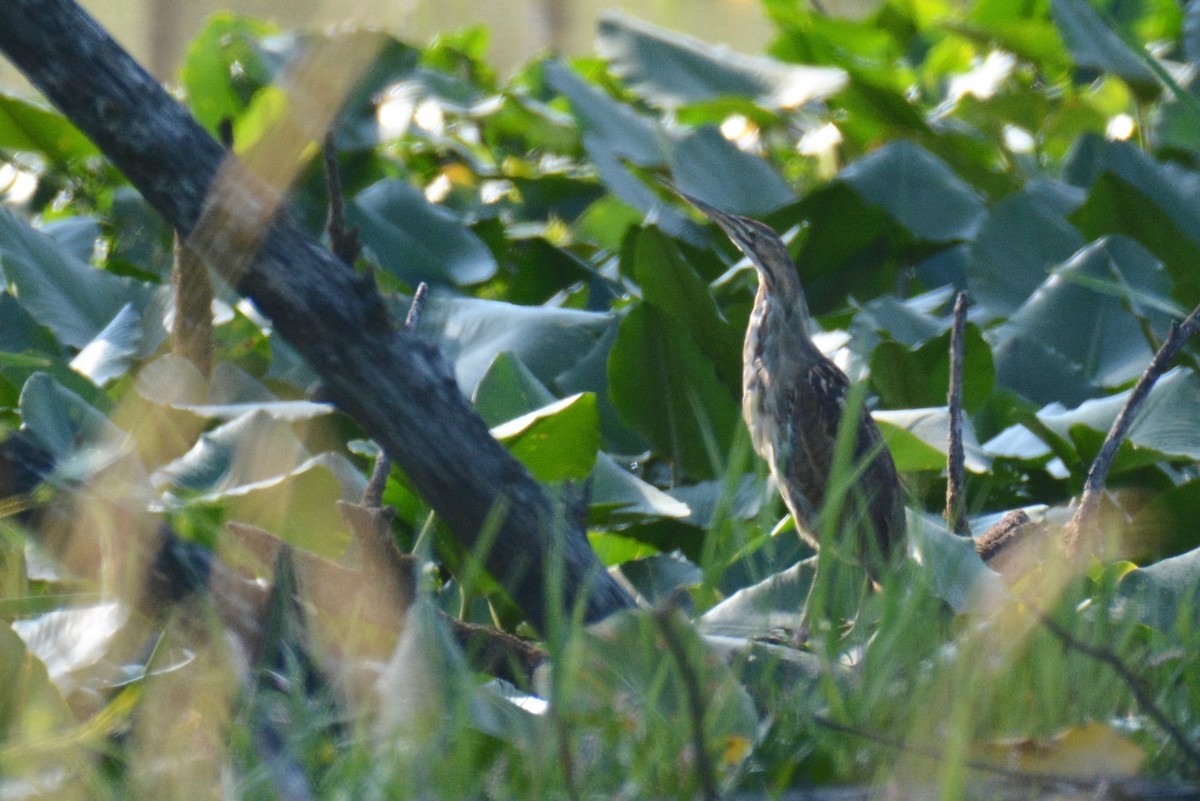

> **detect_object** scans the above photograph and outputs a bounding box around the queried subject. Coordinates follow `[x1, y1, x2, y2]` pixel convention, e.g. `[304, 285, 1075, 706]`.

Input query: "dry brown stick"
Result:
[322, 130, 361, 266]
[1036, 611, 1200, 774]
[1064, 302, 1200, 553]
[442, 614, 546, 688]
[945, 291, 970, 536]
[652, 603, 720, 801]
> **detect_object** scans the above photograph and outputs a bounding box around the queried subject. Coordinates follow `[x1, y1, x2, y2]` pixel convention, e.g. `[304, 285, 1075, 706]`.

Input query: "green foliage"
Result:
[3, 0, 1200, 795]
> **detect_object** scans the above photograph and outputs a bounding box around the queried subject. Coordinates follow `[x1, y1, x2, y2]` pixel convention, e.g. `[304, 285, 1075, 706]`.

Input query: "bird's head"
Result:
[677, 193, 797, 293]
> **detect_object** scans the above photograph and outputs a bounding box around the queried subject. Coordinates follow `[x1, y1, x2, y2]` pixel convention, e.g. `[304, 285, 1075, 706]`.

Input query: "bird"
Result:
[679, 194, 906, 576]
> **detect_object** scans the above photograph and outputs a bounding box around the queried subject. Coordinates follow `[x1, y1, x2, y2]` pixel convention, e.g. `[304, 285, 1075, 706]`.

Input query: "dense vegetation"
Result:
[1, 0, 1200, 796]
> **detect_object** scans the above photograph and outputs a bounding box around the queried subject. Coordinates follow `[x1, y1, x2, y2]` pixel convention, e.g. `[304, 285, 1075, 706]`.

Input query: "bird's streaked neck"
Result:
[748, 252, 812, 339]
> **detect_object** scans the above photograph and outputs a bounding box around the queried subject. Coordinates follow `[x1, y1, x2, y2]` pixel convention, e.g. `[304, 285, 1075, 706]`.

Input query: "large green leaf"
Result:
[68, 304, 141, 387]
[853, 291, 947, 349]
[19, 372, 116, 459]
[667, 126, 795, 217]
[0, 208, 163, 351]
[596, 11, 847, 109]
[632, 226, 743, 396]
[473, 352, 688, 521]
[839, 140, 986, 242]
[966, 189, 1086, 318]
[1066, 136, 1200, 301]
[609, 304, 741, 481]
[418, 295, 613, 397]
[542, 59, 663, 166]
[870, 323, 995, 413]
[589, 453, 693, 521]
[874, 407, 991, 474]
[793, 182, 895, 312]
[618, 552, 704, 604]
[989, 237, 1173, 403]
[1036, 367, 1200, 467]
[490, 393, 600, 482]
[699, 558, 816, 639]
[179, 14, 281, 133]
[1118, 545, 1200, 632]
[542, 60, 706, 241]
[907, 512, 1008, 614]
[473, 350, 557, 427]
[0, 93, 97, 161]
[108, 188, 175, 279]
[1051, 0, 1158, 95]
[0, 291, 59, 355]
[348, 179, 497, 286]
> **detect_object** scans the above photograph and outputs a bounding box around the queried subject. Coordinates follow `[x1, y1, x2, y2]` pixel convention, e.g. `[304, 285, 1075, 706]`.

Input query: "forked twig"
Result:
[945, 291, 970, 536]
[1064, 302, 1200, 553]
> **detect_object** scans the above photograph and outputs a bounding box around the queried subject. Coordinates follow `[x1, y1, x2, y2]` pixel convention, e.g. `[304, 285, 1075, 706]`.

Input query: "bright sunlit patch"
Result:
[719, 114, 760, 151]
[377, 82, 417, 140]
[798, 122, 842, 156]
[948, 50, 1015, 102]
[480, 179, 512, 204]
[0, 162, 39, 204]
[425, 173, 452, 203]
[1003, 124, 1035, 154]
[413, 99, 446, 135]
[797, 122, 843, 177]
[1106, 113, 1136, 141]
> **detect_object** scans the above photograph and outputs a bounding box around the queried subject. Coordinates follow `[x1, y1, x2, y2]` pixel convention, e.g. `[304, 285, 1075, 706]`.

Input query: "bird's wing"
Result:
[769, 355, 848, 529]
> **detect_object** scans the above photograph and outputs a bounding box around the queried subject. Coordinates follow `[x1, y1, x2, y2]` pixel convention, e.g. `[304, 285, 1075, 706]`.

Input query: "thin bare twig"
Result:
[1036, 612, 1200, 774]
[946, 291, 970, 536]
[405, 281, 429, 331]
[322, 130, 361, 266]
[652, 602, 720, 801]
[1064, 302, 1200, 553]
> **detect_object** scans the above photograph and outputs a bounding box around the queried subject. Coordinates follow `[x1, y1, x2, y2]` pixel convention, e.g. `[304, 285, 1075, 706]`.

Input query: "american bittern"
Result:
[682, 195, 905, 575]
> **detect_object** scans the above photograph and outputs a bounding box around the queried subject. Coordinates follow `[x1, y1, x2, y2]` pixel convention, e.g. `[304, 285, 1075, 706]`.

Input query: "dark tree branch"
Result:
[945, 291, 970, 536]
[1064, 302, 1200, 554]
[0, 0, 633, 632]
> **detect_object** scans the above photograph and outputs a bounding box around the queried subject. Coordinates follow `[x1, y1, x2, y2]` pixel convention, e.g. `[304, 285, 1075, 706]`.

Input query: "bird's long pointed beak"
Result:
[673, 190, 746, 243]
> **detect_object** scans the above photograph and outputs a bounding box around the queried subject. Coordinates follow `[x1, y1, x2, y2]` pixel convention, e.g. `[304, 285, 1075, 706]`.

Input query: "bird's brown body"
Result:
[683, 195, 905, 574]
